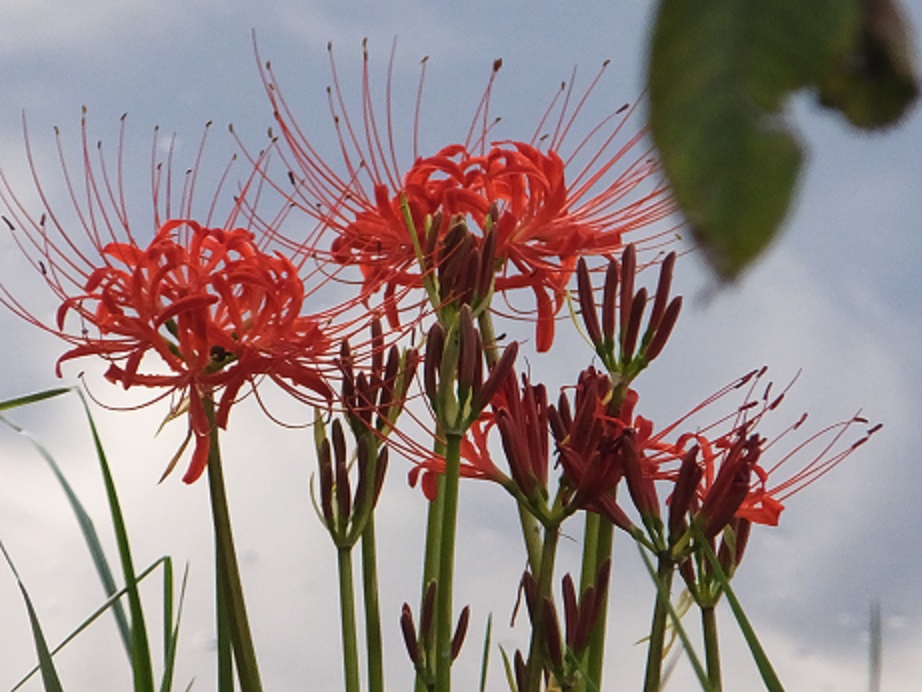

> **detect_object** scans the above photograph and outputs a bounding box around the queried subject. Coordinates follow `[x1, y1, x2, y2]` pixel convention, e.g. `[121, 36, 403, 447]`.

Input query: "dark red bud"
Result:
[602, 258, 619, 344]
[619, 244, 636, 342]
[451, 606, 470, 661]
[475, 340, 518, 412]
[644, 295, 682, 362]
[622, 287, 647, 359]
[647, 251, 676, 333]
[318, 438, 334, 526]
[400, 603, 421, 666]
[424, 322, 445, 403]
[577, 258, 602, 346]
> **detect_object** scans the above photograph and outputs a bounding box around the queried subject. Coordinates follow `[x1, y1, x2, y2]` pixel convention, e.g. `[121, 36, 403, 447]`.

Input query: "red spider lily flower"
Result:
[253, 42, 678, 350]
[1, 115, 355, 483]
[623, 368, 882, 530]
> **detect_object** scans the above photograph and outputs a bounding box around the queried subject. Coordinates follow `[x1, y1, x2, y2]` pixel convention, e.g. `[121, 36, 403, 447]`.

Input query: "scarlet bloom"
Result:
[1, 116, 344, 483]
[255, 43, 677, 350]
[628, 368, 882, 529]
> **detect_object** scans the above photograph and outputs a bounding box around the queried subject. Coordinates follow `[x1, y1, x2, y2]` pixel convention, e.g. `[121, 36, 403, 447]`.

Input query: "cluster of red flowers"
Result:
[0, 44, 877, 534]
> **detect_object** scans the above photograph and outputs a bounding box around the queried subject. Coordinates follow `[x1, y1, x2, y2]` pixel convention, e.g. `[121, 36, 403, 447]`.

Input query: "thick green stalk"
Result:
[642, 555, 674, 692]
[434, 431, 464, 692]
[585, 518, 614, 686]
[525, 522, 561, 692]
[205, 402, 263, 692]
[416, 451, 446, 692]
[337, 546, 361, 692]
[361, 517, 384, 692]
[702, 605, 722, 691]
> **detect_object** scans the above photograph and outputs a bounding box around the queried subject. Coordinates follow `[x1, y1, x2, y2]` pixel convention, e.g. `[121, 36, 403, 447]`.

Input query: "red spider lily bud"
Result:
[647, 251, 676, 334]
[354, 372, 374, 428]
[542, 599, 564, 671]
[700, 434, 761, 539]
[619, 243, 637, 344]
[317, 436, 335, 527]
[457, 304, 483, 402]
[474, 339, 518, 413]
[577, 258, 603, 347]
[476, 219, 497, 307]
[622, 286, 647, 360]
[668, 445, 702, 543]
[373, 446, 389, 506]
[562, 573, 578, 647]
[352, 434, 372, 510]
[548, 393, 572, 443]
[496, 376, 549, 499]
[602, 257, 619, 345]
[451, 605, 470, 661]
[424, 322, 446, 404]
[621, 429, 661, 527]
[425, 211, 444, 264]
[643, 295, 682, 362]
[520, 570, 538, 620]
[569, 558, 611, 654]
[332, 419, 352, 521]
[400, 603, 421, 667]
[419, 579, 438, 648]
[514, 650, 528, 692]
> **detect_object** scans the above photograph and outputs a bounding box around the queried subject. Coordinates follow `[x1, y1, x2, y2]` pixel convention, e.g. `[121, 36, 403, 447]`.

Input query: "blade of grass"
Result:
[161, 559, 190, 692]
[9, 557, 180, 691]
[0, 408, 132, 655]
[1, 541, 65, 692]
[479, 614, 492, 692]
[0, 387, 72, 412]
[74, 389, 155, 692]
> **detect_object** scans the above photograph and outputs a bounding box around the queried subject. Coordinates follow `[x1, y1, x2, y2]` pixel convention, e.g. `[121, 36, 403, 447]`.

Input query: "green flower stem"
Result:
[642, 554, 674, 692]
[525, 521, 561, 692]
[205, 399, 263, 692]
[416, 451, 446, 692]
[361, 516, 384, 692]
[585, 517, 613, 686]
[434, 431, 464, 692]
[337, 545, 361, 692]
[702, 605, 722, 691]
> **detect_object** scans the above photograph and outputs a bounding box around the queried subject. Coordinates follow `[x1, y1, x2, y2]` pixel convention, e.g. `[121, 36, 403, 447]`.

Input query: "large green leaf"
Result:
[648, 0, 863, 278]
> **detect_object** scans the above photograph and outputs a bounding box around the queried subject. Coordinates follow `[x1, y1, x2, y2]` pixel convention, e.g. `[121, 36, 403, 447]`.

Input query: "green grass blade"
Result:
[479, 614, 492, 692]
[10, 557, 173, 691]
[74, 390, 155, 692]
[2, 541, 66, 692]
[0, 409, 132, 655]
[161, 561, 191, 692]
[0, 387, 72, 412]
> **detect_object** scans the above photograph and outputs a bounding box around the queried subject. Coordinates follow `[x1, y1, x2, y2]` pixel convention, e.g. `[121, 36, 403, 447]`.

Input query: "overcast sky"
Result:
[1, 2, 921, 690]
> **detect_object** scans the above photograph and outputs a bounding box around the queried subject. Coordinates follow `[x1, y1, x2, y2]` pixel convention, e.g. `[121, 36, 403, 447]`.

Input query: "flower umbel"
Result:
[255, 42, 677, 350]
[1, 116, 340, 482]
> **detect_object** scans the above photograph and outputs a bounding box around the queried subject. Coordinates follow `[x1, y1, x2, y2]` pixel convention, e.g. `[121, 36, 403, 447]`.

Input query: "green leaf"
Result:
[819, 0, 920, 129]
[0, 408, 133, 657]
[649, 0, 863, 279]
[1, 541, 65, 692]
